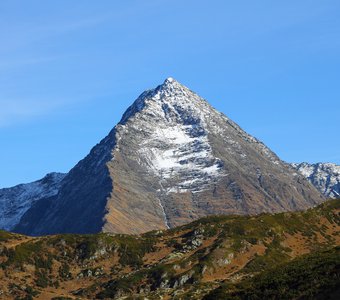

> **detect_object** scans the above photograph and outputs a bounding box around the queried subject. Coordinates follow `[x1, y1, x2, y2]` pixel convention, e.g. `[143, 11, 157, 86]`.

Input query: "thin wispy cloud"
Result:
[0, 13, 114, 54]
[0, 91, 107, 128]
[0, 56, 59, 70]
[0, 12, 115, 126]
[0, 98, 64, 128]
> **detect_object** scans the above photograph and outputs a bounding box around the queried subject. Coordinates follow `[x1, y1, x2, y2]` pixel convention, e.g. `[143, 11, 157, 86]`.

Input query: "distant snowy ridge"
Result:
[0, 173, 65, 230]
[291, 162, 340, 198]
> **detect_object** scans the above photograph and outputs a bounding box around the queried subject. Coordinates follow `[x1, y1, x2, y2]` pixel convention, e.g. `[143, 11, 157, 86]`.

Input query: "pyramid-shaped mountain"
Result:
[10, 78, 324, 235]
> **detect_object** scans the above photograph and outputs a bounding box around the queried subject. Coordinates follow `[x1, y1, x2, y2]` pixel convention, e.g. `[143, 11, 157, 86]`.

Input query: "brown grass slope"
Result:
[0, 199, 338, 299]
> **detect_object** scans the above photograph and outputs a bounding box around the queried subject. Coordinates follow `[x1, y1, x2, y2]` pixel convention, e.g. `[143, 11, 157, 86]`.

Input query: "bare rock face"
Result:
[291, 162, 340, 198]
[12, 78, 324, 235]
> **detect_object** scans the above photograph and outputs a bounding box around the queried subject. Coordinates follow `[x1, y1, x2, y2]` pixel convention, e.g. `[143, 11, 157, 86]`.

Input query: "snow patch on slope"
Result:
[139, 124, 223, 194]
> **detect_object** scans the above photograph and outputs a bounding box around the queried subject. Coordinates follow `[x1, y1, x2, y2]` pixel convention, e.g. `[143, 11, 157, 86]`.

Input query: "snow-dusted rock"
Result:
[291, 162, 340, 198]
[0, 173, 65, 230]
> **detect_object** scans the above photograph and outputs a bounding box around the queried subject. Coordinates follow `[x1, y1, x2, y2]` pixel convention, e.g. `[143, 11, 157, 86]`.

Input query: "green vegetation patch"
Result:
[204, 246, 340, 300]
[0, 230, 15, 241]
[115, 234, 156, 268]
[3, 240, 43, 266]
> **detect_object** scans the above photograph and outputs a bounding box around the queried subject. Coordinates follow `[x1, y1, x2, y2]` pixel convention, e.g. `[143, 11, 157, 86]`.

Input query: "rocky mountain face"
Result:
[0, 173, 65, 231]
[4, 78, 325, 235]
[0, 200, 339, 299]
[292, 162, 340, 198]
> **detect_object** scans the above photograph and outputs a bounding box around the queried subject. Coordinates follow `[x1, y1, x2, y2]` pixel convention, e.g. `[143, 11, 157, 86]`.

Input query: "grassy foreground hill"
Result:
[204, 246, 340, 300]
[0, 200, 339, 299]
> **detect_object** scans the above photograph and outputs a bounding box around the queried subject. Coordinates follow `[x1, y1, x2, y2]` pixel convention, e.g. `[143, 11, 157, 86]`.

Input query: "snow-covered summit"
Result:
[116, 77, 225, 194]
[112, 77, 321, 209]
[159, 77, 192, 94]
[120, 77, 198, 124]
[164, 76, 175, 83]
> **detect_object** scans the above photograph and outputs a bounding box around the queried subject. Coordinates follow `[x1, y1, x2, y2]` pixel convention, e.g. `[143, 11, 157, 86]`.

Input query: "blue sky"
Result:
[0, 0, 339, 188]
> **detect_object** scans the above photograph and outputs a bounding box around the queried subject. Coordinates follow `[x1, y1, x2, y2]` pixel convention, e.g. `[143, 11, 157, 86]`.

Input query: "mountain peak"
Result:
[9, 78, 325, 236]
[120, 78, 194, 125]
[164, 77, 176, 84]
[162, 77, 182, 87]
[159, 77, 188, 93]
